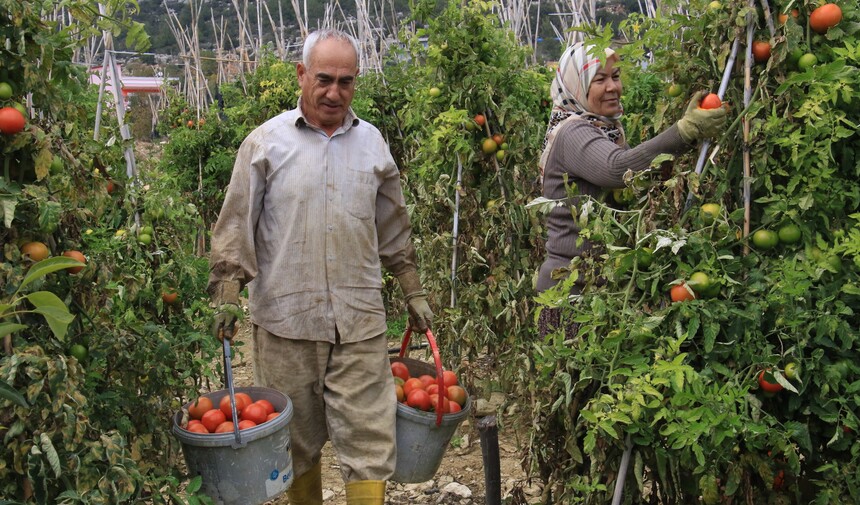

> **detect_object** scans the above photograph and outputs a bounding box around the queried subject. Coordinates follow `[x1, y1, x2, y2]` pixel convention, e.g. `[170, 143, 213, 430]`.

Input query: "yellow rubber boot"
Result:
[287, 462, 323, 505]
[345, 480, 386, 505]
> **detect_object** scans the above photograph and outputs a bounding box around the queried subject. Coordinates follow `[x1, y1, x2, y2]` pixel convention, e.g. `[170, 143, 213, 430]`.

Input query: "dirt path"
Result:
[223, 319, 539, 505]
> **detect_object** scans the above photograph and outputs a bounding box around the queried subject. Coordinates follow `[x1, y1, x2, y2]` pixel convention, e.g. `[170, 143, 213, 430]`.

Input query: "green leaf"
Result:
[19, 257, 85, 291]
[25, 291, 75, 340]
[187, 475, 203, 493]
[0, 322, 27, 339]
[1, 195, 18, 228]
[0, 379, 29, 408]
[40, 433, 61, 477]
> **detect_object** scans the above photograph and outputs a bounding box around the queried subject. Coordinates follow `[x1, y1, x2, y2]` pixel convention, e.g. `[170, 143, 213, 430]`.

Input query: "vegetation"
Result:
[1, 0, 857, 503]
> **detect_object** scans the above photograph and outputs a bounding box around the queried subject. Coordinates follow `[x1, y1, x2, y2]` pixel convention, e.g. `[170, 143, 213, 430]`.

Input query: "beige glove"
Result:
[397, 271, 433, 333]
[210, 280, 241, 341]
[677, 91, 728, 143]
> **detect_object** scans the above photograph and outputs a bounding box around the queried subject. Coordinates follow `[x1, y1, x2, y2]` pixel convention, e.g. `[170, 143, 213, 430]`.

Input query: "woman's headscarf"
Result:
[539, 42, 625, 178]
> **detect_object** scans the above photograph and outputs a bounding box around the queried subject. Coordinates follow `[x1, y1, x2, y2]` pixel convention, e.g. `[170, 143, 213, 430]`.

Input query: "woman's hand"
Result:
[677, 91, 728, 143]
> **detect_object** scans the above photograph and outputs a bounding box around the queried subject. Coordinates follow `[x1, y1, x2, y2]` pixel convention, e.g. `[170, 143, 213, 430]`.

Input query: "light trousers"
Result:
[251, 325, 397, 482]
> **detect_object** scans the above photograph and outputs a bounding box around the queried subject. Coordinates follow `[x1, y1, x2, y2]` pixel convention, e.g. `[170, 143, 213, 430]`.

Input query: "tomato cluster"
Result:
[182, 393, 281, 434]
[391, 361, 468, 414]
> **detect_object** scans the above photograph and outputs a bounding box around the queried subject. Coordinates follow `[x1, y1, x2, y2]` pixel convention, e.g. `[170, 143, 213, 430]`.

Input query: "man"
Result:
[207, 29, 433, 505]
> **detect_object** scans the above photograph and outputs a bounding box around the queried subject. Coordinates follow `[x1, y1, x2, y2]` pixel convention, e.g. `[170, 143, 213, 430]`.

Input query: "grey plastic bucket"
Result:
[172, 386, 294, 505]
[390, 357, 471, 483]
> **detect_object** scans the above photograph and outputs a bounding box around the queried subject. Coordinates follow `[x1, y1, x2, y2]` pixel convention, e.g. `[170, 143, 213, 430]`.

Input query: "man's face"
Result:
[297, 38, 358, 134]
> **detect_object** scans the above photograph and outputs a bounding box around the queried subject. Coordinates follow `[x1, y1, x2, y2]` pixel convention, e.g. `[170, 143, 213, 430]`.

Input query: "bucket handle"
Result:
[399, 328, 446, 427]
[222, 334, 247, 448]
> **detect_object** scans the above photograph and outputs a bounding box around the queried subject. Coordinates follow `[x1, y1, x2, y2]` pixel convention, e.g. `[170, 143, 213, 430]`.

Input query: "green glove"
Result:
[677, 91, 728, 143]
[397, 271, 434, 333]
[210, 280, 241, 341]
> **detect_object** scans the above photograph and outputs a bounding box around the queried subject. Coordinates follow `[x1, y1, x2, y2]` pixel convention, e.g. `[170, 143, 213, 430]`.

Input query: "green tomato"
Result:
[797, 53, 818, 71]
[637, 247, 654, 269]
[140, 225, 154, 236]
[824, 255, 842, 273]
[69, 344, 89, 362]
[688, 271, 711, 294]
[777, 224, 802, 244]
[700, 203, 721, 225]
[495, 150, 506, 161]
[752, 229, 779, 250]
[429, 87, 442, 98]
[138, 233, 152, 245]
[50, 155, 63, 172]
[784, 362, 800, 381]
[0, 82, 12, 100]
[667, 83, 683, 97]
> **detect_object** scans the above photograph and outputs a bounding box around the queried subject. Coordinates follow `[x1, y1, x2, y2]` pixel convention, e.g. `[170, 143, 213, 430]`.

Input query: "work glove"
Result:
[210, 280, 241, 341]
[397, 271, 434, 333]
[677, 91, 728, 143]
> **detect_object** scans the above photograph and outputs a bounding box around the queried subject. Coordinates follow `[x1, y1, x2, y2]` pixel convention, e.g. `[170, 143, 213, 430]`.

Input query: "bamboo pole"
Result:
[742, 12, 754, 255]
[451, 155, 464, 308]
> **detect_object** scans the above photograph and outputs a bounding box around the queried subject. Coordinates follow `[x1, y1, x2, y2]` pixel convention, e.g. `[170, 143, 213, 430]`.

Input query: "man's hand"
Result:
[677, 91, 728, 143]
[406, 295, 433, 333]
[397, 270, 434, 334]
[210, 280, 241, 341]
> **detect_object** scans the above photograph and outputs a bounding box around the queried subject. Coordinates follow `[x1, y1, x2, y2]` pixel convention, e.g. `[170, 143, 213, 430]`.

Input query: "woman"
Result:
[536, 42, 727, 336]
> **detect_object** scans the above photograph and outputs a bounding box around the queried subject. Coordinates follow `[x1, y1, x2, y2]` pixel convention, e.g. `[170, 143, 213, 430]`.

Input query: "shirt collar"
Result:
[293, 97, 360, 133]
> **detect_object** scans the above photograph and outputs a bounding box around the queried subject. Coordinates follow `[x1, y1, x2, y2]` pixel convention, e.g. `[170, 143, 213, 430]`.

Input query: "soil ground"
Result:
[221, 319, 539, 505]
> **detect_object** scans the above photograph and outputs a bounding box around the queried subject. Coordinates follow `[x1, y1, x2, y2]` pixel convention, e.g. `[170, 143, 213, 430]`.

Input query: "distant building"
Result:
[89, 65, 179, 102]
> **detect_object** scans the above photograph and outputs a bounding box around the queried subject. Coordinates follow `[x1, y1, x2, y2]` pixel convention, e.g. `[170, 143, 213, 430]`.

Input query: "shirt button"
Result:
[327, 225, 333, 231]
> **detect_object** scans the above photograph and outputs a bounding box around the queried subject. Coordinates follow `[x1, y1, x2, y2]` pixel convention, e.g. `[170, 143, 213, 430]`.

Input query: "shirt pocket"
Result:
[345, 168, 377, 220]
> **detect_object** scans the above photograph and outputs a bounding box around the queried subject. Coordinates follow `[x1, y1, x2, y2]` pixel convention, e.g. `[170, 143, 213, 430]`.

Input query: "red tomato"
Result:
[447, 385, 468, 407]
[429, 394, 450, 412]
[447, 401, 462, 414]
[442, 370, 458, 387]
[418, 374, 435, 389]
[0, 106, 26, 134]
[810, 3, 842, 33]
[62, 250, 86, 274]
[670, 284, 696, 303]
[426, 384, 439, 396]
[187, 423, 209, 433]
[403, 378, 424, 396]
[752, 41, 771, 63]
[215, 421, 235, 433]
[758, 370, 784, 393]
[254, 399, 275, 416]
[407, 389, 432, 411]
[201, 409, 227, 433]
[238, 420, 257, 430]
[266, 412, 280, 422]
[390, 362, 410, 382]
[241, 403, 268, 425]
[699, 93, 722, 110]
[219, 394, 250, 420]
[188, 397, 213, 420]
[235, 392, 254, 406]
[474, 114, 486, 126]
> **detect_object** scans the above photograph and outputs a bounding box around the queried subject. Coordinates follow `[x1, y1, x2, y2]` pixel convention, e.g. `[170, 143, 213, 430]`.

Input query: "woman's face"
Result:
[586, 59, 622, 117]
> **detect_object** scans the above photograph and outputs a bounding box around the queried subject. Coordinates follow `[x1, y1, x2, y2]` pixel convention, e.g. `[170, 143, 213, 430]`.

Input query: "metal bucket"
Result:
[390, 356, 471, 483]
[172, 386, 294, 505]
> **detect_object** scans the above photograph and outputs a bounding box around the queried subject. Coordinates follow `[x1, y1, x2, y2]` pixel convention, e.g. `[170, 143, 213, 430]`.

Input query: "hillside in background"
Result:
[132, 0, 640, 62]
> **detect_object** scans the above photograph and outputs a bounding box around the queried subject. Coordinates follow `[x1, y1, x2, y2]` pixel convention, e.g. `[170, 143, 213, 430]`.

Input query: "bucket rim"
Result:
[173, 386, 293, 446]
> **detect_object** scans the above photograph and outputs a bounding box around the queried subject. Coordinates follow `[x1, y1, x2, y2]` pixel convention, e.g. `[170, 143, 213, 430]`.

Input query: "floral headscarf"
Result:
[539, 42, 626, 179]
